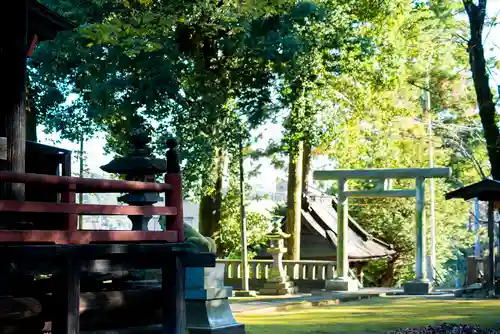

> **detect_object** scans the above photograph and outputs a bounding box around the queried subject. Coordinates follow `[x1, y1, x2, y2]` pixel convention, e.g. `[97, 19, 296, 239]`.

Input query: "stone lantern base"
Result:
[260, 276, 298, 295]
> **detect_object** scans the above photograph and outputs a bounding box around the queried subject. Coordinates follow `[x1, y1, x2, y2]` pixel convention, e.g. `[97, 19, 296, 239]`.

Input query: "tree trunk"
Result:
[199, 195, 215, 237]
[286, 141, 303, 260]
[463, 0, 500, 179]
[198, 148, 225, 248]
[379, 257, 397, 287]
[302, 141, 312, 193]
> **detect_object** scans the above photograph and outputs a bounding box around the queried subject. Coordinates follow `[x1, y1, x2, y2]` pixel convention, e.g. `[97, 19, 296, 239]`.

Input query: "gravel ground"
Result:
[390, 324, 500, 334]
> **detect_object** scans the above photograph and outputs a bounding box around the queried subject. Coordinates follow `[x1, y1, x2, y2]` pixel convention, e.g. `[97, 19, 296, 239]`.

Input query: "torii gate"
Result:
[313, 167, 451, 294]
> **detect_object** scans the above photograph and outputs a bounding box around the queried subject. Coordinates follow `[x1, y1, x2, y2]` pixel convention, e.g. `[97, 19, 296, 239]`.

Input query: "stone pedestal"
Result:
[403, 279, 433, 295]
[233, 290, 257, 297]
[325, 278, 358, 292]
[186, 263, 245, 334]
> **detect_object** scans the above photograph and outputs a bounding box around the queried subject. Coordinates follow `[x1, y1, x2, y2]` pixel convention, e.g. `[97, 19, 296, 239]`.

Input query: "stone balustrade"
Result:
[217, 259, 336, 292]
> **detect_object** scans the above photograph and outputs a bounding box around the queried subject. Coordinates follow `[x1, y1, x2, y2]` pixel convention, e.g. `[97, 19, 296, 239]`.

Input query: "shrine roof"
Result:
[0, 137, 71, 160]
[445, 179, 500, 202]
[29, 0, 76, 41]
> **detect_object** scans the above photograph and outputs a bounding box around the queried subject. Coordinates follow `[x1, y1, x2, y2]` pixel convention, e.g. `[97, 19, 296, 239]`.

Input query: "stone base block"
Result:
[233, 290, 257, 297]
[188, 323, 245, 334]
[325, 279, 359, 292]
[260, 286, 298, 295]
[263, 281, 295, 289]
[403, 280, 433, 295]
[260, 280, 298, 295]
[186, 264, 225, 290]
[259, 288, 298, 295]
[187, 298, 244, 333]
[266, 275, 290, 283]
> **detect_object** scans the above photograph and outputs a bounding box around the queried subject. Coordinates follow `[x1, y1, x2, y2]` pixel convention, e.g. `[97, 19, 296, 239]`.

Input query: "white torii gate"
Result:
[313, 167, 451, 294]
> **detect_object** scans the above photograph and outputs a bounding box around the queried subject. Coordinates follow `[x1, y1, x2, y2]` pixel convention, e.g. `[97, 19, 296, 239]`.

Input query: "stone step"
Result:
[263, 281, 296, 290]
[259, 286, 299, 296]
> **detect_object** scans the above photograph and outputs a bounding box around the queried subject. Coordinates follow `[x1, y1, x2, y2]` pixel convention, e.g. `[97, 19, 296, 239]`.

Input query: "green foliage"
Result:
[184, 223, 217, 253]
[32, 0, 280, 197]
[301, 0, 478, 285]
[33, 0, 371, 206]
[158, 217, 217, 253]
[215, 187, 270, 259]
[270, 202, 288, 218]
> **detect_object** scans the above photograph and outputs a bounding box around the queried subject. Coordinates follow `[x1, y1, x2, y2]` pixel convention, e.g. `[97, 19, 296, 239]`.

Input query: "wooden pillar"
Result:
[162, 256, 186, 334]
[487, 201, 495, 294]
[5, 0, 28, 201]
[61, 153, 78, 237]
[165, 139, 184, 242]
[52, 258, 81, 334]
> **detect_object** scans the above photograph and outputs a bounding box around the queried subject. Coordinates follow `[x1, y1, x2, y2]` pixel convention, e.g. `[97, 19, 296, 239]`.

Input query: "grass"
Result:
[235, 296, 500, 334]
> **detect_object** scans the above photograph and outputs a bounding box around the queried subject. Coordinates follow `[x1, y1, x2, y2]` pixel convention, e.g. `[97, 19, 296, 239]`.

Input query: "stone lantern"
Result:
[259, 219, 298, 295]
[100, 128, 167, 231]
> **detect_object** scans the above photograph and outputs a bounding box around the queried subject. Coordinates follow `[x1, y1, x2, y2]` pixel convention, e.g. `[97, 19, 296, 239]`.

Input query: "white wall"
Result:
[81, 196, 199, 232]
[182, 200, 200, 231]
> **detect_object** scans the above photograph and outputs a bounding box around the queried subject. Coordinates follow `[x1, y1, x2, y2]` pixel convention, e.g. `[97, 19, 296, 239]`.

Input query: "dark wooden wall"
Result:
[0, 137, 71, 229]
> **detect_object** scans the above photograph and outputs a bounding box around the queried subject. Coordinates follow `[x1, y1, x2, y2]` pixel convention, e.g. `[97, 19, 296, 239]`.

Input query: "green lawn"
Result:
[236, 297, 500, 334]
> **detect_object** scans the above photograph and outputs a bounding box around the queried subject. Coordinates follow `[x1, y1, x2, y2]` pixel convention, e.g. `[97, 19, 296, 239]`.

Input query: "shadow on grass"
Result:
[236, 297, 500, 334]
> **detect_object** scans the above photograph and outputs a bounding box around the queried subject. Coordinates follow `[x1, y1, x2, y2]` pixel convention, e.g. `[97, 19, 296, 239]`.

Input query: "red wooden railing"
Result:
[0, 171, 184, 244]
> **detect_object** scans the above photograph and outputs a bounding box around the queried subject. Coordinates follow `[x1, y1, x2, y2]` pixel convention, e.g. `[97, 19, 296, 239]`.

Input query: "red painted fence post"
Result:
[165, 139, 184, 242]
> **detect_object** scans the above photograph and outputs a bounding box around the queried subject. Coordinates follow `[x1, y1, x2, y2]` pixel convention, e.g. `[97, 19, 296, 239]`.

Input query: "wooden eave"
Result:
[445, 179, 500, 202]
[29, 0, 76, 41]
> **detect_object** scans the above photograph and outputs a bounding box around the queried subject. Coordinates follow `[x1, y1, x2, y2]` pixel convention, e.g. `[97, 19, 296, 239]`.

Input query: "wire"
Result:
[486, 66, 499, 86]
[484, 8, 500, 44]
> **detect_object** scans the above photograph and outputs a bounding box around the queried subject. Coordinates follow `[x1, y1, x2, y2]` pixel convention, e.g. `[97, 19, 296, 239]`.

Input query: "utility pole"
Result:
[422, 76, 436, 282]
[238, 119, 249, 293]
[422, 0, 436, 284]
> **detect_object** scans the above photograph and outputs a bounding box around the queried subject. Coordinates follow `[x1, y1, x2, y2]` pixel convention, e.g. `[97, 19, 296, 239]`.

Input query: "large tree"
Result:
[462, 0, 500, 179]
